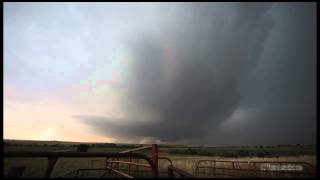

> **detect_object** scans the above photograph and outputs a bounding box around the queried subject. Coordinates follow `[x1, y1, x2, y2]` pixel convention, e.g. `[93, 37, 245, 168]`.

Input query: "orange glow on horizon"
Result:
[4, 83, 121, 143]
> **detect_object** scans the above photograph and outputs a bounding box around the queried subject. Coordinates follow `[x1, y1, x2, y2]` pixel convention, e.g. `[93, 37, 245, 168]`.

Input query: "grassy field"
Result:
[163, 145, 316, 157]
[3, 139, 317, 178]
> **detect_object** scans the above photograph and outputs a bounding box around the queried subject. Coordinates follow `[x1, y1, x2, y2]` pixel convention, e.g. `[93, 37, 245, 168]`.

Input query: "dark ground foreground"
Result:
[3, 140, 317, 178]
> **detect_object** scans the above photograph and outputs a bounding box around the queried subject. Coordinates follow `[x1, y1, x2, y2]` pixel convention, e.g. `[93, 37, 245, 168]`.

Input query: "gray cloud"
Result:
[76, 2, 316, 145]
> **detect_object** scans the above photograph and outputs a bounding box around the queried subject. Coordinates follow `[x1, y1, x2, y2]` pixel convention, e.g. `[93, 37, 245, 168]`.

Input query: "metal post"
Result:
[45, 157, 58, 178]
[116, 157, 119, 171]
[152, 144, 158, 178]
[168, 165, 174, 178]
[136, 158, 139, 176]
[214, 160, 216, 178]
[128, 156, 132, 175]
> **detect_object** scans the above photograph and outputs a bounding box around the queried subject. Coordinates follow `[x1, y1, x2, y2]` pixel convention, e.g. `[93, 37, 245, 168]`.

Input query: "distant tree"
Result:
[296, 144, 302, 147]
[168, 149, 179, 154]
[77, 144, 89, 152]
[4, 142, 12, 146]
[238, 150, 250, 157]
[256, 152, 265, 157]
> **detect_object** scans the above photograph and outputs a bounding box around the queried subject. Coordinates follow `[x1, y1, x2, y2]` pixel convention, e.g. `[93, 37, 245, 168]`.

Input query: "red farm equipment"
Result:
[4, 144, 194, 178]
[4, 144, 316, 178]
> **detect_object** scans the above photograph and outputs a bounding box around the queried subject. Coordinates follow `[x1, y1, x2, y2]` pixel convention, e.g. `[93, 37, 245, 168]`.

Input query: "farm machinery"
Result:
[4, 144, 316, 178]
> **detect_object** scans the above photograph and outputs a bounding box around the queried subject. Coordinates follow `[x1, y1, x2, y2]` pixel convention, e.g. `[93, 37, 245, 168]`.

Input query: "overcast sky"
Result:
[4, 2, 316, 146]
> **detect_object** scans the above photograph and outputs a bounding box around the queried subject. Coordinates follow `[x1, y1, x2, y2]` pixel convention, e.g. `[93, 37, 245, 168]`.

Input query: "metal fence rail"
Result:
[107, 144, 159, 178]
[195, 160, 316, 178]
[4, 151, 157, 178]
[168, 165, 196, 178]
[7, 145, 312, 178]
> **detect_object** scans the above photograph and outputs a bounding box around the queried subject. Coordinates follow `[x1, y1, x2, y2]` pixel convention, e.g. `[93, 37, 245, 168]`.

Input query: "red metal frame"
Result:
[5, 145, 317, 178]
[1, 145, 214, 178]
[4, 151, 158, 178]
[114, 144, 158, 177]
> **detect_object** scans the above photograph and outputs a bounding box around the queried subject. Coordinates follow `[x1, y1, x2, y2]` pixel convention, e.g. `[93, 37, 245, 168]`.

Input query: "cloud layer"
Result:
[4, 2, 315, 145]
[76, 3, 316, 145]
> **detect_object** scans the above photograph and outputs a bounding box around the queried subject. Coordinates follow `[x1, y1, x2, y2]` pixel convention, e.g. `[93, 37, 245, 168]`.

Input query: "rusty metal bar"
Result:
[158, 157, 173, 176]
[117, 144, 161, 177]
[106, 160, 151, 168]
[45, 157, 58, 178]
[4, 151, 157, 178]
[116, 157, 119, 173]
[128, 156, 132, 175]
[5, 145, 174, 178]
[168, 165, 175, 178]
[72, 168, 111, 178]
[62, 167, 133, 178]
[158, 157, 173, 166]
[120, 146, 152, 153]
[152, 144, 158, 178]
[168, 165, 195, 178]
[74, 167, 134, 178]
[106, 167, 134, 178]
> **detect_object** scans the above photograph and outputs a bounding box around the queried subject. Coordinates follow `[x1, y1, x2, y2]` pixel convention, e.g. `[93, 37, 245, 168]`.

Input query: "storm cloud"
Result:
[76, 2, 316, 145]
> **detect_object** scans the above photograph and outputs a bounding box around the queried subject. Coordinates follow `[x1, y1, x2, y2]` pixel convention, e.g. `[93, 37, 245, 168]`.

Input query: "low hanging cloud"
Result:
[75, 2, 316, 145]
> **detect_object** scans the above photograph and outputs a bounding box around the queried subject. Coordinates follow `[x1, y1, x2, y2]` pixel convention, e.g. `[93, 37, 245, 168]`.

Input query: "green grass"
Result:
[164, 154, 316, 175]
[165, 145, 316, 157]
[88, 147, 130, 153]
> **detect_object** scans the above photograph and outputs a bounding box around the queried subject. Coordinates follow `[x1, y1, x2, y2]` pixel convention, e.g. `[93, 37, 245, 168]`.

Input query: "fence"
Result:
[195, 160, 316, 178]
[6, 145, 314, 178]
[4, 144, 194, 178]
[4, 151, 157, 178]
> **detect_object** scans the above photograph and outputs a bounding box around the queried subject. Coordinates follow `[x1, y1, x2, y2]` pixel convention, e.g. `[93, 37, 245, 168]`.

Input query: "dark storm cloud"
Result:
[76, 2, 316, 145]
[231, 3, 317, 146]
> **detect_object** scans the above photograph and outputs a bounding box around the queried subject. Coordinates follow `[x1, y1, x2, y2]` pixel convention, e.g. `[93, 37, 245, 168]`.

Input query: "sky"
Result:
[4, 2, 316, 146]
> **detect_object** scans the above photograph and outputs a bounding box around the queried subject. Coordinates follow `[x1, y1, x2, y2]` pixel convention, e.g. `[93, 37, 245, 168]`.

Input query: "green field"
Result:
[3, 139, 317, 178]
[163, 145, 316, 157]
